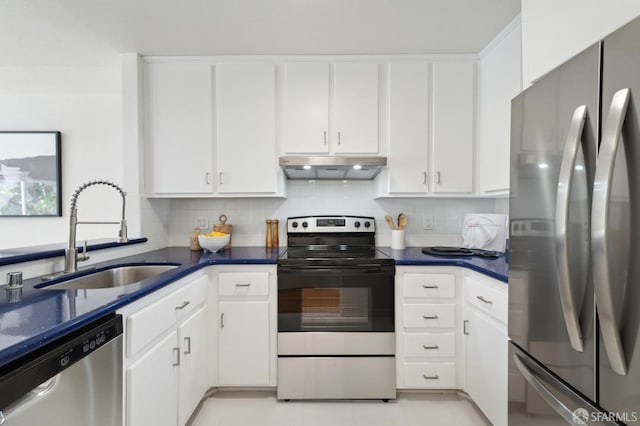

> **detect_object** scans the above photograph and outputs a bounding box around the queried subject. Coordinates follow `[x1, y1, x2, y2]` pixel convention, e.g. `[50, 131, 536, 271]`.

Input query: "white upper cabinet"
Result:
[145, 62, 214, 195]
[333, 63, 379, 154]
[283, 63, 379, 154]
[215, 63, 278, 193]
[378, 60, 475, 196]
[387, 63, 430, 193]
[283, 63, 330, 154]
[477, 18, 522, 195]
[431, 61, 475, 194]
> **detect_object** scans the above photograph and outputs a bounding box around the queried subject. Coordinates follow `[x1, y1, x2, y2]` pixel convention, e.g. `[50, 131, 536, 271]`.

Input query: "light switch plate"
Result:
[422, 214, 434, 230]
[195, 217, 209, 230]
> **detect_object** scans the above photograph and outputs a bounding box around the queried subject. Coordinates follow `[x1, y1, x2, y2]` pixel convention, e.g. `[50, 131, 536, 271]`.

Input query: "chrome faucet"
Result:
[64, 180, 128, 274]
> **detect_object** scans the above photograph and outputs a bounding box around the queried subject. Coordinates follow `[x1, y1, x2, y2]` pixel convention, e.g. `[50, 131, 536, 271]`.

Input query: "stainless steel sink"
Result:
[39, 264, 179, 290]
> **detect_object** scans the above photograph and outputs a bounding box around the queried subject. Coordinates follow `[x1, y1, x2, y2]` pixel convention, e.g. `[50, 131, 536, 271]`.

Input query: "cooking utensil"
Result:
[398, 213, 407, 230]
[385, 215, 396, 230]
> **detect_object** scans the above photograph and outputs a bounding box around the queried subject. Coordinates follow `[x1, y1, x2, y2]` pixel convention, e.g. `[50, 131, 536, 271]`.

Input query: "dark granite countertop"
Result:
[1, 244, 507, 370]
[378, 246, 508, 283]
[0, 246, 284, 368]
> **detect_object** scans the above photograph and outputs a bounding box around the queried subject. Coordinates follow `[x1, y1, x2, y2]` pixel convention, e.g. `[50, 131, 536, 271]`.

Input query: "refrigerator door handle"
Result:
[513, 351, 620, 426]
[513, 353, 581, 425]
[555, 105, 588, 353]
[592, 88, 631, 376]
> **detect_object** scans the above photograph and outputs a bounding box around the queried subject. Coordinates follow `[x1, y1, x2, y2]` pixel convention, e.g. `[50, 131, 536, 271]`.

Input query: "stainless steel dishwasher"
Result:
[0, 313, 123, 425]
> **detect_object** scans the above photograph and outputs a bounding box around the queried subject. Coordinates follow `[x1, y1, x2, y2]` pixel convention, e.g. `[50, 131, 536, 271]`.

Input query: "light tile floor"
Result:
[190, 391, 490, 426]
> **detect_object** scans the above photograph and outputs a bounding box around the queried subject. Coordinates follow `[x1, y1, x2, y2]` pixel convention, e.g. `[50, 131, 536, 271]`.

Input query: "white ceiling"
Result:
[0, 0, 520, 66]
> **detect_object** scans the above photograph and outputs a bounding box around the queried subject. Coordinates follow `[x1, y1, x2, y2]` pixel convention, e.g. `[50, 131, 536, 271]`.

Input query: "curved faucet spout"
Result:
[65, 180, 129, 274]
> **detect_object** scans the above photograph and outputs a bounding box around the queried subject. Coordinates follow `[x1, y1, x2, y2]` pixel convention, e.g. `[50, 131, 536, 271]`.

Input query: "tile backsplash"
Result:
[168, 180, 505, 247]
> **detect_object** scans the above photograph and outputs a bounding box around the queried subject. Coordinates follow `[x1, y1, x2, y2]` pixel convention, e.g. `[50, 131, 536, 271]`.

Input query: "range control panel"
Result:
[287, 216, 375, 233]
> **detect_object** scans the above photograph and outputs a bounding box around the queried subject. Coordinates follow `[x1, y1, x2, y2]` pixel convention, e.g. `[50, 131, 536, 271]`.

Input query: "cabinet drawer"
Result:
[403, 303, 456, 329]
[403, 333, 455, 358]
[126, 275, 207, 357]
[403, 273, 455, 299]
[467, 280, 507, 324]
[175, 274, 208, 317]
[402, 362, 456, 388]
[218, 272, 269, 297]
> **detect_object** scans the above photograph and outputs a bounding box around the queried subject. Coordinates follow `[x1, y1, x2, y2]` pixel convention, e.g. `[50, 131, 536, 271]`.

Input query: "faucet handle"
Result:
[78, 241, 90, 262]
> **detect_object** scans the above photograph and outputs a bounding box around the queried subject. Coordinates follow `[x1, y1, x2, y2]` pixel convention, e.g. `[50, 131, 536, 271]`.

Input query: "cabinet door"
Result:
[431, 62, 475, 193]
[145, 62, 213, 194]
[477, 24, 521, 194]
[387, 63, 430, 193]
[466, 306, 508, 426]
[334, 63, 379, 154]
[216, 63, 277, 193]
[127, 330, 178, 426]
[178, 306, 209, 426]
[218, 301, 270, 385]
[283, 63, 330, 154]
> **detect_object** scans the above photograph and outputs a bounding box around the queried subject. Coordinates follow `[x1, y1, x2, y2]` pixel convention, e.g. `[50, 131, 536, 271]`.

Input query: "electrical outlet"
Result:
[195, 216, 209, 230]
[422, 214, 434, 230]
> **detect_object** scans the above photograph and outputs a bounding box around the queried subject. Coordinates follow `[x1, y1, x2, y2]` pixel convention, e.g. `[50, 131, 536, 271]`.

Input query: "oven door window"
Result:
[278, 266, 394, 332]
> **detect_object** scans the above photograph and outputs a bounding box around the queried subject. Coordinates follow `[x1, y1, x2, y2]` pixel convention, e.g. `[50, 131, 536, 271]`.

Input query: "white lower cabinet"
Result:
[178, 306, 209, 425]
[127, 330, 178, 426]
[395, 267, 464, 390]
[216, 267, 277, 387]
[218, 301, 270, 385]
[120, 273, 210, 426]
[464, 271, 508, 426]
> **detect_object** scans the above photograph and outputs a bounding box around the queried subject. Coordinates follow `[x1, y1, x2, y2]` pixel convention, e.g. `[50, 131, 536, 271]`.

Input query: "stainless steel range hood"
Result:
[279, 156, 387, 180]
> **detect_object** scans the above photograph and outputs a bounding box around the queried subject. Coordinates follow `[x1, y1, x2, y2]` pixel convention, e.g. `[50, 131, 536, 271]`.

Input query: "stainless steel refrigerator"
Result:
[508, 16, 640, 426]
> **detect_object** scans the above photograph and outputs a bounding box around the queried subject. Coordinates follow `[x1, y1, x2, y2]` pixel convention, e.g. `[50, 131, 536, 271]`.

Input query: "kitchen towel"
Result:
[461, 214, 508, 252]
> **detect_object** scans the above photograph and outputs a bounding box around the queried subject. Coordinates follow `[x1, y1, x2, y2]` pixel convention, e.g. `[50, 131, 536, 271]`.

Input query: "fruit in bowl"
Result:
[198, 231, 230, 252]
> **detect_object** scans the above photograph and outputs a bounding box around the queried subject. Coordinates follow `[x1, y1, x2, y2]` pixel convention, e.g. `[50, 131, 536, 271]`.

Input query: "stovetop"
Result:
[278, 215, 394, 267]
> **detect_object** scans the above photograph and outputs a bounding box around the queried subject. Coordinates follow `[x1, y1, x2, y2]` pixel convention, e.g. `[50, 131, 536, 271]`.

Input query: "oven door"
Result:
[277, 264, 394, 333]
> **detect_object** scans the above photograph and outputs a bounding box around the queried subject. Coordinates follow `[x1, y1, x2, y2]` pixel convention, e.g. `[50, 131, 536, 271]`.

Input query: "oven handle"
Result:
[277, 266, 394, 274]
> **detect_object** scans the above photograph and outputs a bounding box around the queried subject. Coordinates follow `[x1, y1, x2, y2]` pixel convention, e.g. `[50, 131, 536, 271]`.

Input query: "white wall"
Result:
[0, 65, 125, 249]
[168, 180, 501, 248]
[521, 0, 640, 85]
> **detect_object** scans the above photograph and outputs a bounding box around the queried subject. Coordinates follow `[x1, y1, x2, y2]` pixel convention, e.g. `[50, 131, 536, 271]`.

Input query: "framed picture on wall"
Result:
[0, 131, 62, 217]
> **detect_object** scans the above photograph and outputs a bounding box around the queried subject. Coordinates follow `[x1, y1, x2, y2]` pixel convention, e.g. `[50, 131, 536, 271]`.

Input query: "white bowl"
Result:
[198, 234, 230, 252]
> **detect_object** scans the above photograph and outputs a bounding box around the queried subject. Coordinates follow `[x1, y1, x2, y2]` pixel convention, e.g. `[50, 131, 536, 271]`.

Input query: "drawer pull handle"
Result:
[423, 344, 439, 350]
[175, 301, 190, 310]
[172, 347, 180, 366]
[476, 296, 493, 304]
[184, 337, 191, 355]
[235, 283, 251, 287]
[423, 374, 439, 380]
[422, 285, 439, 289]
[423, 315, 439, 320]
[221, 313, 225, 328]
